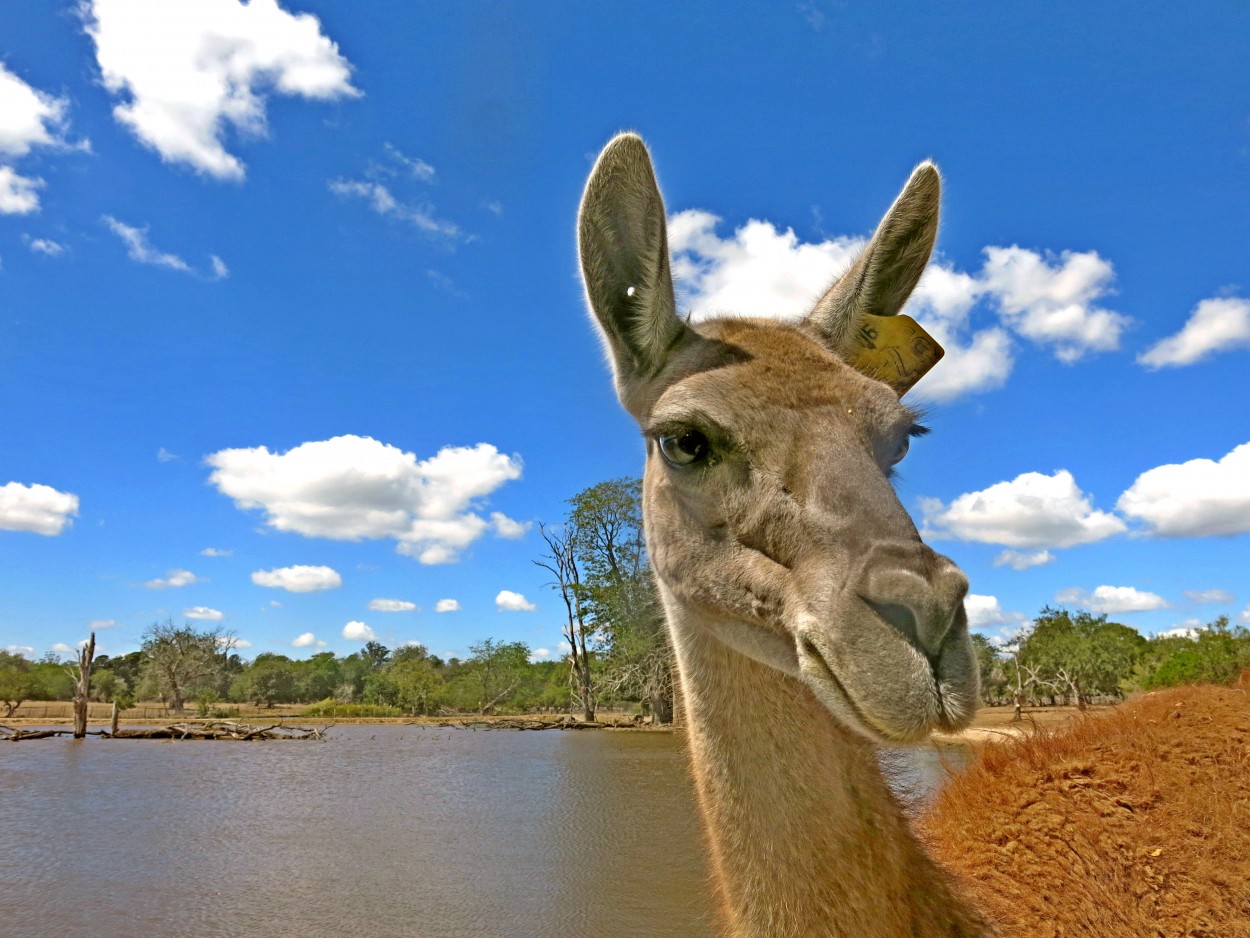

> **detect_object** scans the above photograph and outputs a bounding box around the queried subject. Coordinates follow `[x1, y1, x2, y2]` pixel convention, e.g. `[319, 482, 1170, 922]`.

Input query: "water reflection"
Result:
[0, 727, 967, 938]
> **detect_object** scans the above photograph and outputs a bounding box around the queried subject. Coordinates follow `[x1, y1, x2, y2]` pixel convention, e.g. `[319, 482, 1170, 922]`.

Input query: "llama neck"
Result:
[668, 609, 987, 938]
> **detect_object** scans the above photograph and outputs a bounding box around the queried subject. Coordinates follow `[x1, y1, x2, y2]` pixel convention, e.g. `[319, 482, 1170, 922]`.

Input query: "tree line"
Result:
[3, 477, 1246, 720]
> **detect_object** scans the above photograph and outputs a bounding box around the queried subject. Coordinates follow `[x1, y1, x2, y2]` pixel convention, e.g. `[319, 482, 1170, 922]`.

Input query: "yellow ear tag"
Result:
[847, 313, 945, 396]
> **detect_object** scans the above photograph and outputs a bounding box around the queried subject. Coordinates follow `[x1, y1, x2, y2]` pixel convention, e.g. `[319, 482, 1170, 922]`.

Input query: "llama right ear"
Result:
[579, 133, 685, 405]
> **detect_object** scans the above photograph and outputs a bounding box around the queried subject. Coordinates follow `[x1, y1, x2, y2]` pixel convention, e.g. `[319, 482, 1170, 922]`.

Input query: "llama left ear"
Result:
[805, 162, 944, 395]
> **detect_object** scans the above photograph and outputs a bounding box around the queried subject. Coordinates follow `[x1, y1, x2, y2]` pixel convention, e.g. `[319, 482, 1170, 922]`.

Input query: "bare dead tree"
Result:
[535, 522, 596, 721]
[68, 631, 95, 739]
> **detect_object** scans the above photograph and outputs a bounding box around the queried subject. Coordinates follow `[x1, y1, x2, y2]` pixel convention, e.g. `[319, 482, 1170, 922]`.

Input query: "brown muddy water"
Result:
[0, 725, 968, 937]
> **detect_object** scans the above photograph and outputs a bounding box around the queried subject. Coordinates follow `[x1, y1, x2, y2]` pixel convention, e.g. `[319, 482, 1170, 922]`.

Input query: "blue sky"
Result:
[2, 1, 1247, 662]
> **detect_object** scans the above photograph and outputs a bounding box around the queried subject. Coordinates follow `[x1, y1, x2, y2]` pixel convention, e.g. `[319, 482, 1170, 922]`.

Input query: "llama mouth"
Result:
[797, 630, 954, 744]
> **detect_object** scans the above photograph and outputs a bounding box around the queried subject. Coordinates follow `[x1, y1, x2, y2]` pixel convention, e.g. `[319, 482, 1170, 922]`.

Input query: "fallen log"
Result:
[1, 721, 325, 741]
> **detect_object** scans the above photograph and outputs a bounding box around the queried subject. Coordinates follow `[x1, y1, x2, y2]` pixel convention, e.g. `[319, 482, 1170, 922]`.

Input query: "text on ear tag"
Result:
[847, 313, 944, 396]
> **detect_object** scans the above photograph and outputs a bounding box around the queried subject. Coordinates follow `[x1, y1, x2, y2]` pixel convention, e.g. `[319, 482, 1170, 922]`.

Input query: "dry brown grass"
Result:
[920, 677, 1250, 937]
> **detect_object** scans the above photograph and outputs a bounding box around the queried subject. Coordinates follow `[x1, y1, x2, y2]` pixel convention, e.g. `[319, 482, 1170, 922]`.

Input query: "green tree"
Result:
[1017, 607, 1146, 708]
[388, 644, 444, 715]
[569, 478, 673, 722]
[0, 651, 49, 717]
[139, 620, 224, 715]
[458, 638, 531, 714]
[535, 521, 596, 720]
[1141, 616, 1250, 689]
[235, 653, 299, 707]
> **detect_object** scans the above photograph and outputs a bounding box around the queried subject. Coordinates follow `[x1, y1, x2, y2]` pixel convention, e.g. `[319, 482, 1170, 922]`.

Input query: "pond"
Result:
[0, 726, 968, 937]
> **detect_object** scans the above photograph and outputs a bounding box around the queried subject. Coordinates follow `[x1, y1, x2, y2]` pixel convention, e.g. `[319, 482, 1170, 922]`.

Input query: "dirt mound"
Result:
[919, 683, 1250, 937]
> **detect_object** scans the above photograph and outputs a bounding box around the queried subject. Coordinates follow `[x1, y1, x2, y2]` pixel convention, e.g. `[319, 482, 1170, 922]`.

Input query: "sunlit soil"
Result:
[920, 678, 1250, 937]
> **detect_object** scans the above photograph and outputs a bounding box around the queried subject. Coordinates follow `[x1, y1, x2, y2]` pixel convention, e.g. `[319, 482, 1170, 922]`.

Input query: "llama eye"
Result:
[658, 430, 710, 467]
[889, 437, 910, 465]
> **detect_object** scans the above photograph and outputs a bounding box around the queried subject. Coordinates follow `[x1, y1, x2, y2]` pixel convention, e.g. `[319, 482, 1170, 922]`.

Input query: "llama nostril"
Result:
[861, 597, 919, 651]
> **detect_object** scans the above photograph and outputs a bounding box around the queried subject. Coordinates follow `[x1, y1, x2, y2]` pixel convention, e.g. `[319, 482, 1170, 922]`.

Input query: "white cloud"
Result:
[1116, 442, 1250, 538]
[156, 447, 179, 462]
[665, 210, 1127, 399]
[490, 512, 530, 539]
[103, 216, 222, 278]
[921, 470, 1125, 549]
[185, 606, 224, 620]
[210, 255, 229, 280]
[83, 0, 358, 180]
[251, 564, 341, 593]
[1055, 584, 1169, 614]
[0, 62, 80, 214]
[201, 547, 232, 557]
[23, 235, 65, 256]
[368, 598, 416, 612]
[207, 435, 524, 565]
[964, 594, 1029, 631]
[1138, 297, 1250, 369]
[435, 598, 460, 613]
[382, 142, 435, 181]
[218, 635, 251, 649]
[144, 568, 198, 589]
[0, 167, 43, 214]
[0, 481, 79, 535]
[50, 642, 75, 656]
[292, 631, 325, 648]
[6, 645, 35, 656]
[342, 620, 375, 641]
[992, 549, 1055, 571]
[1241, 606, 1250, 625]
[530, 647, 551, 662]
[1157, 621, 1202, 639]
[88, 619, 117, 630]
[495, 590, 536, 612]
[1184, 589, 1235, 605]
[978, 247, 1129, 362]
[328, 179, 462, 240]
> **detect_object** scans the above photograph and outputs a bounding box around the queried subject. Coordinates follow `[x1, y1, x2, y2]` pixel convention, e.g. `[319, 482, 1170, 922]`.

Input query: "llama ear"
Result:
[579, 133, 685, 405]
[806, 162, 944, 395]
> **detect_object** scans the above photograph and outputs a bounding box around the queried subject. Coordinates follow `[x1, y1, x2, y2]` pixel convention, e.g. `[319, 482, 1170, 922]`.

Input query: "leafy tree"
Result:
[139, 620, 224, 715]
[535, 521, 596, 720]
[568, 478, 673, 722]
[455, 638, 531, 714]
[234, 653, 299, 707]
[388, 644, 444, 715]
[1141, 616, 1250, 689]
[1017, 607, 1146, 708]
[0, 651, 49, 717]
[968, 633, 1008, 705]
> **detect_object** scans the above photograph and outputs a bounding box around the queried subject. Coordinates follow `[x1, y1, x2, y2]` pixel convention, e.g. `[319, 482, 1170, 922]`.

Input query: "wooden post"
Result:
[109, 700, 120, 736]
[71, 632, 95, 739]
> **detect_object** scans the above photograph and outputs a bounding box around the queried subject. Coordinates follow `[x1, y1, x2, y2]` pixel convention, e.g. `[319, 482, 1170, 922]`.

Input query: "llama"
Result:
[578, 132, 990, 937]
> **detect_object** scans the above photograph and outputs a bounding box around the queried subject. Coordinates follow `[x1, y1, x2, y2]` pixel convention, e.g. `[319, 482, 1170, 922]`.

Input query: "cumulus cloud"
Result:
[964, 594, 1029, 631]
[1185, 589, 1235, 605]
[102, 216, 224, 278]
[292, 631, 325, 648]
[207, 435, 524, 565]
[6, 644, 35, 656]
[201, 547, 232, 557]
[368, 598, 416, 612]
[50, 642, 75, 656]
[921, 470, 1125, 549]
[0, 481, 79, 535]
[1157, 622, 1201, 639]
[342, 620, 375, 641]
[489, 512, 530, 539]
[251, 564, 341, 593]
[992, 549, 1055, 571]
[495, 590, 536, 612]
[1055, 585, 1169, 614]
[978, 247, 1129, 362]
[83, 0, 358, 180]
[1138, 297, 1250, 369]
[530, 647, 551, 662]
[435, 598, 460, 613]
[1116, 442, 1250, 538]
[143, 568, 198, 589]
[218, 635, 251, 649]
[185, 606, 224, 620]
[0, 63, 81, 214]
[665, 209, 1128, 399]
